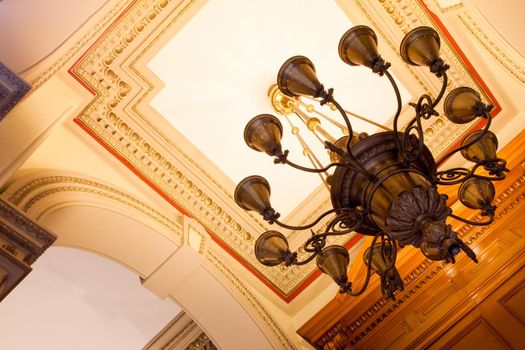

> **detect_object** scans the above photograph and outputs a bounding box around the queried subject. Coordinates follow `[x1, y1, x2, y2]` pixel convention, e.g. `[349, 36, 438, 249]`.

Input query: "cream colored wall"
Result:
[0, 0, 109, 74]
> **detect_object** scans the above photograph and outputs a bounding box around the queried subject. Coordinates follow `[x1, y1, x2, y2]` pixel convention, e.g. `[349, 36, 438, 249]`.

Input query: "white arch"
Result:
[2, 170, 289, 350]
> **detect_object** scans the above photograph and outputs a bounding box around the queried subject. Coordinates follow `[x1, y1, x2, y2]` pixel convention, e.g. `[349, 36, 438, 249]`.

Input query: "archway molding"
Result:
[1, 169, 294, 349]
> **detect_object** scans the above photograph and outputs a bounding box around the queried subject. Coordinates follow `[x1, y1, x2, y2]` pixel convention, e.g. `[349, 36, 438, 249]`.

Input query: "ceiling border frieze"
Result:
[66, 0, 501, 299]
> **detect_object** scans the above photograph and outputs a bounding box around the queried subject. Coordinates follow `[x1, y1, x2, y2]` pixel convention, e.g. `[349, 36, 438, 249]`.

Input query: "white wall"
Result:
[0, 247, 181, 350]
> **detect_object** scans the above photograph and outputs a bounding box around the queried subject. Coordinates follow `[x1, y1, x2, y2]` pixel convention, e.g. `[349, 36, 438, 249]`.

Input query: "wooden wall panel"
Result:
[298, 131, 525, 350]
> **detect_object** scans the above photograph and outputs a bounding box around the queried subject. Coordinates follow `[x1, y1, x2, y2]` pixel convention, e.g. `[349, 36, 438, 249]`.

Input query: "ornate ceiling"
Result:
[1, 0, 524, 348]
[64, 0, 501, 300]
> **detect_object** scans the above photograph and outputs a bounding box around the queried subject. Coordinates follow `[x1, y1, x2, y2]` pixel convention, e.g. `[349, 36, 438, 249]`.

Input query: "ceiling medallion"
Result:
[234, 25, 508, 300]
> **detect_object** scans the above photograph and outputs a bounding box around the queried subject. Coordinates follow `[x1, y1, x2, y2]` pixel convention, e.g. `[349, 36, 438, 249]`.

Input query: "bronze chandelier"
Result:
[234, 25, 508, 299]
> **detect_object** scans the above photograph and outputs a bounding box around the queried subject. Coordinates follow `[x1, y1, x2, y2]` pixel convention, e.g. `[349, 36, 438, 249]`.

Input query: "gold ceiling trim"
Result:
[69, 0, 499, 296]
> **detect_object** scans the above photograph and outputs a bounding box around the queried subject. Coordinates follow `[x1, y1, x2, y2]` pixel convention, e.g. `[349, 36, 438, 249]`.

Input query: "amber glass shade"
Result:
[254, 230, 291, 266]
[338, 25, 379, 68]
[277, 56, 324, 98]
[317, 245, 350, 286]
[400, 26, 441, 66]
[244, 114, 284, 156]
[459, 178, 495, 210]
[461, 130, 498, 162]
[234, 176, 272, 215]
[363, 243, 392, 274]
[444, 87, 483, 124]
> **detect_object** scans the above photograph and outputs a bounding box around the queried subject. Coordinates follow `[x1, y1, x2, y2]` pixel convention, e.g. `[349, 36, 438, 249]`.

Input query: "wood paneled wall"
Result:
[298, 130, 525, 350]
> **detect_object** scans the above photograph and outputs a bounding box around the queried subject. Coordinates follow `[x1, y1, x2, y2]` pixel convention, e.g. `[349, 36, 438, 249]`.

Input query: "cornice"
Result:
[0, 63, 31, 120]
[0, 198, 56, 301]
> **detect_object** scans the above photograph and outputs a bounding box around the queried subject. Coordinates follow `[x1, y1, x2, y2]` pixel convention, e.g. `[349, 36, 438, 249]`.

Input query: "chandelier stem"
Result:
[298, 100, 348, 131]
[342, 108, 392, 131]
[433, 113, 492, 172]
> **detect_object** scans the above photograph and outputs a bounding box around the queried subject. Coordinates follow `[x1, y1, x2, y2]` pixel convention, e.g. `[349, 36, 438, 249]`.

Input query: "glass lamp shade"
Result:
[244, 114, 284, 156]
[234, 176, 273, 215]
[254, 230, 291, 266]
[317, 245, 350, 286]
[459, 178, 495, 210]
[338, 25, 379, 68]
[460, 130, 499, 162]
[363, 243, 391, 274]
[444, 87, 483, 124]
[277, 56, 325, 98]
[400, 26, 441, 66]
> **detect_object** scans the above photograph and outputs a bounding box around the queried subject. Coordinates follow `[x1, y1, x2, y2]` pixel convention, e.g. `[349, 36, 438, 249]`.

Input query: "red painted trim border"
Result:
[69, 0, 502, 303]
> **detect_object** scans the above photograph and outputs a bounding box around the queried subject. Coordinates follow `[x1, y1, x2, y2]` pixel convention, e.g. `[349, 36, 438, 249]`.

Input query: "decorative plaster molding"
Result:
[0, 63, 31, 120]
[0, 198, 56, 301]
[5, 174, 183, 245]
[185, 333, 217, 350]
[0, 199, 56, 249]
[457, 12, 525, 86]
[144, 312, 216, 350]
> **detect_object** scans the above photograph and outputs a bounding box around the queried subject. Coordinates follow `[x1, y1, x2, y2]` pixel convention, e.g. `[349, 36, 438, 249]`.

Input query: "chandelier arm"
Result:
[431, 70, 449, 108]
[433, 113, 492, 172]
[280, 156, 353, 174]
[434, 164, 506, 186]
[384, 70, 403, 152]
[400, 107, 426, 162]
[279, 145, 374, 179]
[449, 211, 495, 226]
[327, 98, 376, 179]
[273, 207, 344, 231]
[328, 98, 354, 153]
[343, 233, 381, 296]
[292, 251, 322, 266]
